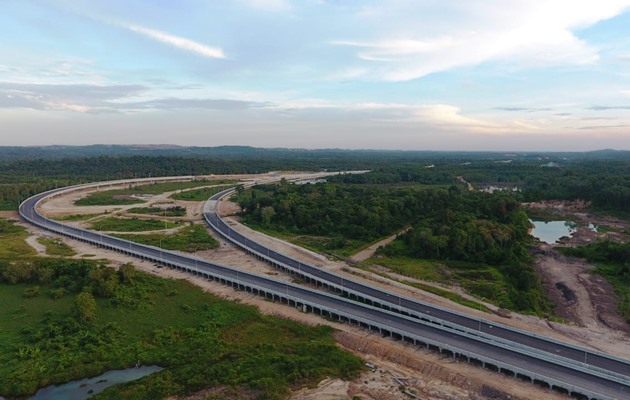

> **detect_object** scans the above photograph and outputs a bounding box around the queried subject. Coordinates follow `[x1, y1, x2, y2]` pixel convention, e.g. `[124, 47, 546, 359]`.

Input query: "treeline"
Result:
[3, 150, 630, 213]
[237, 182, 530, 260]
[0, 258, 140, 308]
[237, 182, 425, 244]
[0, 258, 363, 398]
[237, 182, 547, 313]
[331, 159, 630, 213]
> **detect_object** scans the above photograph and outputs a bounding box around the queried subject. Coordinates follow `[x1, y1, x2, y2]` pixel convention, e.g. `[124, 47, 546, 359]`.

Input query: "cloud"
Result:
[0, 82, 146, 112]
[333, 0, 630, 81]
[587, 105, 630, 111]
[239, 0, 291, 11]
[0, 82, 266, 113]
[494, 107, 552, 112]
[127, 25, 226, 59]
[120, 98, 269, 111]
[579, 124, 630, 130]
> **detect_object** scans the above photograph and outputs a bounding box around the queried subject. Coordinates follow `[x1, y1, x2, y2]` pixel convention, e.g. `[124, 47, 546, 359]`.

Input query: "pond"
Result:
[529, 220, 597, 244]
[30, 365, 162, 400]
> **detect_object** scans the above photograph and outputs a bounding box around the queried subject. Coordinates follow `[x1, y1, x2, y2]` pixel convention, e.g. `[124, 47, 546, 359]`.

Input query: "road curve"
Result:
[17, 181, 630, 400]
[204, 188, 630, 383]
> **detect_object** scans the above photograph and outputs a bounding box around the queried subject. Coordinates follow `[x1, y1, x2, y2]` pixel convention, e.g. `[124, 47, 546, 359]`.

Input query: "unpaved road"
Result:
[350, 228, 409, 263]
[15, 176, 630, 399]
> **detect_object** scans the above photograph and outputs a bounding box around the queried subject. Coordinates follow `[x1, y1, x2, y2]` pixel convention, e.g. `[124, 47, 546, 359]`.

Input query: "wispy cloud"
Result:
[494, 107, 553, 112]
[333, 1, 630, 81]
[587, 105, 630, 111]
[0, 81, 268, 113]
[127, 25, 226, 59]
[239, 0, 291, 11]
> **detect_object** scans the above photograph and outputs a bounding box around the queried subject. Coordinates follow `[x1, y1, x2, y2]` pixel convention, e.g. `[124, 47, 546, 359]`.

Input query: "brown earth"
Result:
[18, 177, 630, 399]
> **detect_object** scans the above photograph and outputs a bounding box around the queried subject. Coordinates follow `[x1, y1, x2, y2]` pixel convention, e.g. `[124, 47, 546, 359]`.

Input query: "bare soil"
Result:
[350, 228, 410, 263]
[23, 178, 630, 399]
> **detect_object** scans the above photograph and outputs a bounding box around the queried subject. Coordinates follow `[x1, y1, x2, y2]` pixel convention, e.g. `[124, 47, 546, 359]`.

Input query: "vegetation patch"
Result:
[75, 180, 233, 206]
[237, 182, 551, 315]
[114, 225, 219, 252]
[54, 213, 102, 222]
[37, 237, 76, 257]
[170, 184, 235, 201]
[0, 218, 36, 258]
[75, 189, 146, 206]
[0, 259, 363, 399]
[89, 217, 180, 232]
[402, 280, 490, 312]
[367, 255, 450, 282]
[127, 206, 187, 217]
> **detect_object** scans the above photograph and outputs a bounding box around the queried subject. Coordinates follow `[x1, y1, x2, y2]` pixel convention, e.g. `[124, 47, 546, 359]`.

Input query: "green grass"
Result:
[365, 254, 514, 309]
[345, 262, 489, 312]
[593, 263, 630, 322]
[89, 217, 180, 232]
[114, 225, 219, 252]
[367, 256, 450, 282]
[400, 280, 490, 312]
[75, 180, 236, 206]
[0, 218, 36, 258]
[0, 260, 363, 399]
[127, 206, 187, 217]
[75, 189, 146, 206]
[134, 179, 236, 194]
[240, 223, 369, 258]
[170, 185, 235, 201]
[37, 237, 77, 257]
[53, 213, 101, 222]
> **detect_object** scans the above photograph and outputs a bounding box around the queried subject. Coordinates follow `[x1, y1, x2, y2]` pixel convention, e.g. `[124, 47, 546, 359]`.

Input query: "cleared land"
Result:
[29, 173, 630, 399]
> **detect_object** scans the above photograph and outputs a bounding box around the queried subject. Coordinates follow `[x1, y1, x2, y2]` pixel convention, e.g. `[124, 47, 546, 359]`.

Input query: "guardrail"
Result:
[205, 187, 630, 385]
[19, 180, 630, 400]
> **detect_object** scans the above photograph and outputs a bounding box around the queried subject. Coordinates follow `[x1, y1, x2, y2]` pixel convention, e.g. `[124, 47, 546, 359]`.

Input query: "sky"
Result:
[1, 0, 630, 151]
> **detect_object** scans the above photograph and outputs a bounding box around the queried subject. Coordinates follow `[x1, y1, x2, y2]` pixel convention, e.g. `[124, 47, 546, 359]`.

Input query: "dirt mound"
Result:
[555, 282, 577, 303]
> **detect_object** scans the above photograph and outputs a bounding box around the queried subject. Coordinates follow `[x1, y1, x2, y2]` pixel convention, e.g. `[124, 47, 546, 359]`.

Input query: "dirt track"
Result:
[17, 177, 630, 399]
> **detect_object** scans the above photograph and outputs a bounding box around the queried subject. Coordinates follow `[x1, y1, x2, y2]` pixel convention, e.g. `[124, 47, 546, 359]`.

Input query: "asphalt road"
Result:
[19, 186, 630, 400]
[204, 189, 630, 382]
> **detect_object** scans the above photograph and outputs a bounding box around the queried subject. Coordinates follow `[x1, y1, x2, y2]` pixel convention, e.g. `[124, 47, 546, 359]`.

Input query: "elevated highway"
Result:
[19, 180, 630, 400]
[204, 188, 630, 382]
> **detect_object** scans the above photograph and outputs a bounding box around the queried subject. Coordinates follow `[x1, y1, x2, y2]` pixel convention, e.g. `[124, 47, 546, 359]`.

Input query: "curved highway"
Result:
[19, 182, 630, 400]
[204, 188, 630, 382]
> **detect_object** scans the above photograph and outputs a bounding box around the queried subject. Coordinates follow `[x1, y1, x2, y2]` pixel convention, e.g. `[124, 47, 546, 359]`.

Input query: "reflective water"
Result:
[529, 220, 583, 244]
[30, 365, 162, 400]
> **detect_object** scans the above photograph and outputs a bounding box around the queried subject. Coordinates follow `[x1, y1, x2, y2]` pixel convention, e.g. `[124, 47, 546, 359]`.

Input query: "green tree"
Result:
[73, 291, 97, 323]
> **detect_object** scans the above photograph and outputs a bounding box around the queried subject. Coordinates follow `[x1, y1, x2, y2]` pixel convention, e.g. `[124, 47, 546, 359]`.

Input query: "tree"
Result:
[73, 291, 97, 323]
[118, 263, 136, 284]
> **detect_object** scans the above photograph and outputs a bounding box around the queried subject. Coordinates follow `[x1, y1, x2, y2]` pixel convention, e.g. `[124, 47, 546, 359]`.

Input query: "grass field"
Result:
[114, 225, 219, 252]
[169, 184, 235, 201]
[365, 255, 510, 308]
[127, 206, 187, 217]
[0, 259, 363, 399]
[76, 180, 236, 206]
[37, 237, 77, 257]
[53, 213, 102, 222]
[89, 217, 180, 232]
[0, 218, 36, 258]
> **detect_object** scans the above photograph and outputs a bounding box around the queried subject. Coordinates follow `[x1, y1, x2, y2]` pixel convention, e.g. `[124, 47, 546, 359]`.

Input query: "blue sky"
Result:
[1, 0, 630, 151]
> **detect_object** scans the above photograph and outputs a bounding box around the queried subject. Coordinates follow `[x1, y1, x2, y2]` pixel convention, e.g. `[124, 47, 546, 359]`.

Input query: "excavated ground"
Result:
[18, 177, 630, 400]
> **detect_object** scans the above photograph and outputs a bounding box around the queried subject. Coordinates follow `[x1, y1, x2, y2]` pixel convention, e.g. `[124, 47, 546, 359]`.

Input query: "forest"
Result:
[2, 145, 630, 397]
[3, 146, 630, 213]
[235, 181, 548, 313]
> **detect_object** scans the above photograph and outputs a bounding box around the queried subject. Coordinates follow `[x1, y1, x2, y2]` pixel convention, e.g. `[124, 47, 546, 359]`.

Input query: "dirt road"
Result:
[20, 176, 630, 399]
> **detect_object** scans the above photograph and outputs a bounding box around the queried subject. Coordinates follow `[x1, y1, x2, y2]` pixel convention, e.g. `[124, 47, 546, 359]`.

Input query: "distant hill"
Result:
[1, 145, 628, 162]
